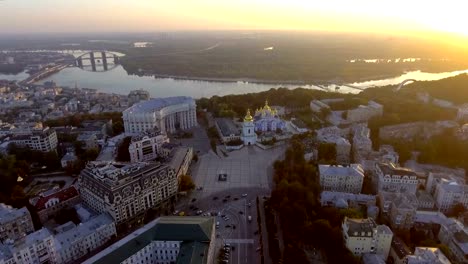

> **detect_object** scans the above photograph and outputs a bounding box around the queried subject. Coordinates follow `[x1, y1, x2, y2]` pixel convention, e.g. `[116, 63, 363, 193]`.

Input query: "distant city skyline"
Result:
[1, 0, 468, 37]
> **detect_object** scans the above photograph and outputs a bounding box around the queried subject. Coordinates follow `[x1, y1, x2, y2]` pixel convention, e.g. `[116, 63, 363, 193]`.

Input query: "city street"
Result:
[174, 144, 286, 263]
[176, 189, 266, 264]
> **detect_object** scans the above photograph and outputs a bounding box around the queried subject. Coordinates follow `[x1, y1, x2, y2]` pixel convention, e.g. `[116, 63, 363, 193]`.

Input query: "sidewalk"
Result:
[258, 197, 272, 264]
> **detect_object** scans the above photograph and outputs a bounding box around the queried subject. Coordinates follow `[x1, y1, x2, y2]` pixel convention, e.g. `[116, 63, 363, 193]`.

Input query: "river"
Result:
[1, 65, 468, 98]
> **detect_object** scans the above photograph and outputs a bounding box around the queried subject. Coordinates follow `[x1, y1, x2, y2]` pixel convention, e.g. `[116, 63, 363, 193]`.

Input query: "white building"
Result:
[123, 96, 197, 134]
[320, 191, 376, 208]
[346, 101, 383, 123]
[352, 124, 372, 163]
[319, 164, 365, 194]
[83, 216, 216, 264]
[129, 130, 169, 162]
[0, 228, 56, 264]
[0, 204, 34, 242]
[406, 247, 451, 264]
[167, 146, 193, 180]
[128, 89, 150, 106]
[342, 217, 393, 260]
[76, 133, 98, 150]
[10, 127, 58, 152]
[241, 109, 257, 146]
[79, 161, 178, 225]
[433, 181, 468, 212]
[375, 163, 420, 194]
[310, 99, 331, 113]
[53, 214, 116, 263]
[317, 126, 351, 164]
[457, 104, 468, 121]
[438, 218, 468, 264]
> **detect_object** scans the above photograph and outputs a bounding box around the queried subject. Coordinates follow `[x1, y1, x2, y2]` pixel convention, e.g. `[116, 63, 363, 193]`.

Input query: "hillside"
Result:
[403, 73, 468, 104]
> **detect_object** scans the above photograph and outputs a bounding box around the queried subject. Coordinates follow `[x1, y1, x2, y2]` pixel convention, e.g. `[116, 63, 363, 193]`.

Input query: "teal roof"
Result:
[153, 216, 213, 241]
[84, 216, 214, 264]
[176, 241, 210, 264]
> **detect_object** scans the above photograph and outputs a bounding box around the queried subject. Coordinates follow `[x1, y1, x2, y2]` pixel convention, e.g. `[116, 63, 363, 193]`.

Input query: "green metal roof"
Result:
[85, 216, 214, 264]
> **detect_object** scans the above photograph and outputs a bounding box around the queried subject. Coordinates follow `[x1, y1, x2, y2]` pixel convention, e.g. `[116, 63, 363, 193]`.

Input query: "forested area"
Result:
[404, 73, 468, 104]
[270, 139, 360, 263]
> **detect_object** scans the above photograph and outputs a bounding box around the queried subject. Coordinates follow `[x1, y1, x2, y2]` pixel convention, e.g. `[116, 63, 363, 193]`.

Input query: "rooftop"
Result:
[344, 217, 376, 237]
[215, 118, 240, 137]
[407, 247, 451, 264]
[123, 96, 195, 114]
[54, 213, 114, 252]
[377, 162, 417, 177]
[319, 164, 364, 178]
[82, 161, 152, 184]
[34, 186, 79, 211]
[83, 216, 214, 264]
[391, 236, 411, 259]
[0, 204, 30, 225]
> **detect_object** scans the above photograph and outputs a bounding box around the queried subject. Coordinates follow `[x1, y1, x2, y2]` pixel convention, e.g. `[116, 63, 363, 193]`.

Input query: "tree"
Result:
[179, 175, 195, 192]
[448, 203, 466, 217]
[116, 137, 131, 162]
[318, 142, 337, 163]
[112, 121, 124, 136]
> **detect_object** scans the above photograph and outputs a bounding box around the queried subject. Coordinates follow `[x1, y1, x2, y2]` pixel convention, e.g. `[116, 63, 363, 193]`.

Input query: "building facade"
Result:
[129, 130, 169, 162]
[319, 164, 365, 194]
[375, 163, 420, 194]
[167, 147, 193, 180]
[53, 214, 116, 263]
[0, 228, 56, 264]
[342, 217, 393, 260]
[253, 100, 286, 132]
[30, 186, 81, 224]
[10, 127, 57, 152]
[433, 181, 468, 212]
[123, 96, 197, 134]
[0, 204, 34, 242]
[83, 216, 216, 264]
[79, 161, 178, 225]
[241, 109, 257, 146]
[346, 101, 383, 123]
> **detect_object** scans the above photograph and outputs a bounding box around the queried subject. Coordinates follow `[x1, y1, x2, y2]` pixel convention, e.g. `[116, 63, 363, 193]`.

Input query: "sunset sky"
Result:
[1, 0, 467, 37]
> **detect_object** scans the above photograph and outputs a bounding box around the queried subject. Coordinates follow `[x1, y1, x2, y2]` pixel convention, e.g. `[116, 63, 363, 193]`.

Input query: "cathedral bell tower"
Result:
[241, 109, 257, 146]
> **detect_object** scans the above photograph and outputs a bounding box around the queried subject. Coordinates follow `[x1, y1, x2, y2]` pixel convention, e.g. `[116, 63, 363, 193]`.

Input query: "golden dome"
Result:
[244, 109, 253, 122]
[263, 100, 271, 111]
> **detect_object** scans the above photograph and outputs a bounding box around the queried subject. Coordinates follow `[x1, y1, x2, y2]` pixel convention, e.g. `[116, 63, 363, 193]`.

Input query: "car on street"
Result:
[172, 210, 179, 215]
[213, 196, 218, 200]
[233, 197, 238, 201]
[242, 193, 247, 197]
[222, 199, 228, 203]
[238, 211, 243, 215]
[196, 210, 203, 215]
[248, 202, 252, 207]
[248, 215, 252, 222]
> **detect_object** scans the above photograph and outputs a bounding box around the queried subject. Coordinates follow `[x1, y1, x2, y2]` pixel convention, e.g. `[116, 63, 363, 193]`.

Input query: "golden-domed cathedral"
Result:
[253, 100, 285, 132]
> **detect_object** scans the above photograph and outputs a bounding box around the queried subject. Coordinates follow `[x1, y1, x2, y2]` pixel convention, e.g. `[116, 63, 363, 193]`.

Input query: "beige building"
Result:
[342, 217, 393, 260]
[375, 163, 420, 194]
[319, 164, 364, 194]
[79, 161, 178, 226]
[128, 130, 169, 162]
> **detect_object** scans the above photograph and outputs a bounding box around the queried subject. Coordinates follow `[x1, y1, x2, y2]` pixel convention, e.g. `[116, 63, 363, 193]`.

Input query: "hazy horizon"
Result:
[1, 0, 468, 39]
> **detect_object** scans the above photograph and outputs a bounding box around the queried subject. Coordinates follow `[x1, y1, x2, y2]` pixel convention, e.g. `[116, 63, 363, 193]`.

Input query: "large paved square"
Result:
[192, 145, 285, 197]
